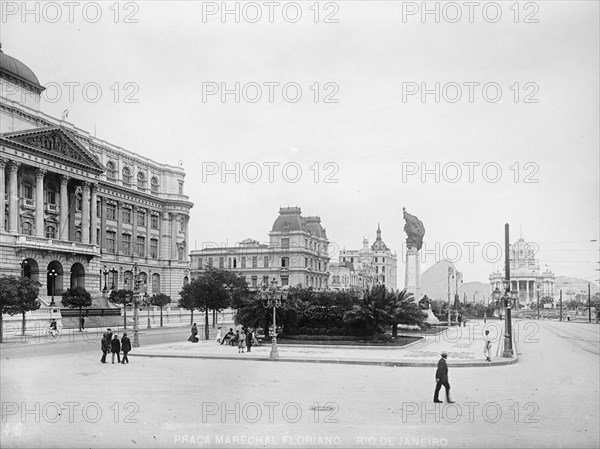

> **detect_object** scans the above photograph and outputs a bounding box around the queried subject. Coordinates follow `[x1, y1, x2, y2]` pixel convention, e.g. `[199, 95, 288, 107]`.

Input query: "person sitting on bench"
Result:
[220, 328, 234, 345]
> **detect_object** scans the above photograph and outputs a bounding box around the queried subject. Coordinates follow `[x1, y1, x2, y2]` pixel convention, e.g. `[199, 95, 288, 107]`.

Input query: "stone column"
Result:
[171, 213, 178, 260]
[526, 280, 530, 305]
[145, 209, 151, 258]
[100, 197, 106, 251]
[35, 169, 46, 236]
[81, 182, 90, 244]
[59, 176, 69, 240]
[132, 205, 138, 256]
[404, 244, 421, 302]
[0, 158, 6, 231]
[90, 184, 98, 245]
[116, 201, 122, 255]
[8, 162, 20, 233]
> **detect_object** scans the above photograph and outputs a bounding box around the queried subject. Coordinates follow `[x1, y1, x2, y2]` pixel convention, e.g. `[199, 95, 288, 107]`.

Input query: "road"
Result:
[1, 319, 598, 448]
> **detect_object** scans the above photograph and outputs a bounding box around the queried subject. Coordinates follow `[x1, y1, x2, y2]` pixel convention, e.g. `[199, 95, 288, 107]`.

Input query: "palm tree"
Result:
[386, 289, 427, 338]
[343, 285, 392, 336]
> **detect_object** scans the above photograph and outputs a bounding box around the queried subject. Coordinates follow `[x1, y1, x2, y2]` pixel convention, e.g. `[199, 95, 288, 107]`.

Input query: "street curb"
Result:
[129, 352, 518, 368]
[274, 337, 425, 350]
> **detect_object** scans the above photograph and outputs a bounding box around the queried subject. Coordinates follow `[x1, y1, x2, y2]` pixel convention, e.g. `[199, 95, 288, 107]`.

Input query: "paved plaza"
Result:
[1, 319, 598, 448]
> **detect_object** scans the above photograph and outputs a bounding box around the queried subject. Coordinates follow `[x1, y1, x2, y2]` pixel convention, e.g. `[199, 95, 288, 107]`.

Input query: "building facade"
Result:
[338, 225, 398, 290]
[0, 49, 193, 305]
[489, 237, 555, 307]
[190, 207, 330, 290]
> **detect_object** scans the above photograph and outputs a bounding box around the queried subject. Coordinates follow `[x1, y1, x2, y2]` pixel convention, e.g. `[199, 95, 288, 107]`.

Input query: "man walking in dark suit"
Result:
[121, 333, 131, 364]
[111, 334, 121, 364]
[434, 352, 454, 403]
[100, 335, 109, 363]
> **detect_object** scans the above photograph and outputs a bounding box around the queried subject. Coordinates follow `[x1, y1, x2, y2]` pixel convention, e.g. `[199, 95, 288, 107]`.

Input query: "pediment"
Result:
[0, 126, 105, 174]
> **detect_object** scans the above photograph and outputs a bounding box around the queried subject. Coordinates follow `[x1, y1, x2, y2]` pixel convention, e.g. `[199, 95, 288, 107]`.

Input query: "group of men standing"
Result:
[100, 328, 132, 364]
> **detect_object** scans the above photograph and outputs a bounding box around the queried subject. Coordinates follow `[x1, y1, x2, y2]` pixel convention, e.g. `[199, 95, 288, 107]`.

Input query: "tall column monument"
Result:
[403, 208, 425, 302]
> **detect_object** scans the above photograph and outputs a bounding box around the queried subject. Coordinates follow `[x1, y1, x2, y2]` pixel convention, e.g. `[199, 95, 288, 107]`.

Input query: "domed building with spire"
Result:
[0, 48, 193, 319]
[332, 224, 398, 290]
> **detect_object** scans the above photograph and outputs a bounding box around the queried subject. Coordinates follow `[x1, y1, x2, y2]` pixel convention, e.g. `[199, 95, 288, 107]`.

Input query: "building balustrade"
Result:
[45, 203, 59, 213]
[15, 235, 100, 256]
[20, 198, 35, 208]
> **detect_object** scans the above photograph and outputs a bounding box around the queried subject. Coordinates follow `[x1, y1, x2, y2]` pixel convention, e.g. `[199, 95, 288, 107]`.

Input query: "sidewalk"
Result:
[132, 320, 517, 367]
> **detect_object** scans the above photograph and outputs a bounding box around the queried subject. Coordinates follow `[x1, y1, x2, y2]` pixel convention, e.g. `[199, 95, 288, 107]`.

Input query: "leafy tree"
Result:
[0, 276, 19, 343]
[109, 289, 134, 328]
[150, 293, 171, 327]
[385, 289, 426, 338]
[0, 276, 41, 339]
[61, 286, 92, 331]
[180, 268, 247, 340]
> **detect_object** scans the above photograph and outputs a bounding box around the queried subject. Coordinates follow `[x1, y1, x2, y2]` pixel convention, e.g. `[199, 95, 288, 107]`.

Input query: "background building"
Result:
[190, 207, 330, 290]
[338, 225, 398, 290]
[489, 237, 555, 307]
[0, 49, 193, 305]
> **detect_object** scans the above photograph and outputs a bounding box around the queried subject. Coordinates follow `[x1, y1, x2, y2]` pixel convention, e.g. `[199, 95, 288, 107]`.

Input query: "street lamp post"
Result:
[48, 269, 58, 306]
[493, 286, 515, 358]
[20, 257, 28, 277]
[102, 265, 109, 294]
[447, 267, 453, 326]
[260, 278, 289, 360]
[145, 293, 151, 329]
[131, 263, 142, 348]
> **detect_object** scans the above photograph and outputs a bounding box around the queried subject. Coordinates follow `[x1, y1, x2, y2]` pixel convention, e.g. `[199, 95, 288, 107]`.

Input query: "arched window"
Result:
[151, 176, 159, 194]
[122, 166, 132, 186]
[106, 161, 117, 180]
[137, 172, 146, 190]
[21, 221, 33, 235]
[45, 225, 56, 239]
[152, 273, 160, 293]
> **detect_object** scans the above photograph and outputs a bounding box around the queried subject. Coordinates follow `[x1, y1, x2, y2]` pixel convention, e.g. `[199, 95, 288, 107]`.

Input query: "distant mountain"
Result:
[554, 276, 599, 298]
[421, 260, 491, 304]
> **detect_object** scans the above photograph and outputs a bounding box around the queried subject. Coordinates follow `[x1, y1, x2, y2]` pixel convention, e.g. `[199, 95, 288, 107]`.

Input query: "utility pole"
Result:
[503, 223, 513, 358]
[588, 283, 592, 323]
[559, 290, 563, 322]
[537, 289, 540, 320]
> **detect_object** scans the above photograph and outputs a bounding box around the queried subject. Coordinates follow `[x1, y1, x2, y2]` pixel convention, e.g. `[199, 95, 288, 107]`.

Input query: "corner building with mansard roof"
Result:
[0, 49, 193, 305]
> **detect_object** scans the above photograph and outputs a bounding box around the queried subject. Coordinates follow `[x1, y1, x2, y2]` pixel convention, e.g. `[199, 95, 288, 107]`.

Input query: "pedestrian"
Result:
[238, 327, 246, 353]
[80, 316, 85, 330]
[216, 327, 222, 344]
[111, 334, 121, 364]
[484, 330, 492, 362]
[246, 327, 253, 353]
[121, 333, 131, 364]
[188, 323, 199, 343]
[100, 334, 109, 363]
[221, 328, 234, 345]
[434, 352, 453, 403]
[457, 313, 462, 327]
[106, 328, 113, 343]
[483, 312, 487, 324]
[49, 319, 58, 337]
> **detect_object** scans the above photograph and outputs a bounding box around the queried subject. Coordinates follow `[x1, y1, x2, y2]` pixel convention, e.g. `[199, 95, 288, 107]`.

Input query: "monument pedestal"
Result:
[424, 305, 439, 324]
[404, 244, 421, 301]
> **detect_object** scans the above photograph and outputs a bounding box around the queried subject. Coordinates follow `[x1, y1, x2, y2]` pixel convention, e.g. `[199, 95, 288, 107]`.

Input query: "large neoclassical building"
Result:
[190, 207, 330, 290]
[0, 49, 193, 305]
[489, 237, 555, 307]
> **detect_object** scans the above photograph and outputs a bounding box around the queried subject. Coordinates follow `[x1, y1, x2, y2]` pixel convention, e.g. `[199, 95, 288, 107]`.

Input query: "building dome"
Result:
[0, 48, 45, 93]
[271, 207, 304, 233]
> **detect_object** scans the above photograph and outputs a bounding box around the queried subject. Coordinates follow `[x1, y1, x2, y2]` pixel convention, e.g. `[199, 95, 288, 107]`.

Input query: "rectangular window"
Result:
[96, 201, 101, 218]
[241, 257, 246, 268]
[122, 208, 132, 224]
[107, 204, 116, 220]
[106, 231, 116, 253]
[252, 257, 257, 268]
[136, 236, 145, 257]
[137, 211, 146, 227]
[262, 276, 269, 288]
[46, 190, 56, 204]
[305, 257, 308, 267]
[150, 238, 158, 258]
[198, 257, 203, 268]
[251, 276, 257, 288]
[382, 257, 385, 263]
[264, 256, 269, 268]
[219, 257, 224, 268]
[23, 184, 33, 199]
[281, 238, 290, 249]
[178, 181, 184, 195]
[151, 214, 159, 229]
[122, 234, 132, 255]
[375, 257, 378, 263]
[281, 276, 289, 286]
[208, 258, 213, 268]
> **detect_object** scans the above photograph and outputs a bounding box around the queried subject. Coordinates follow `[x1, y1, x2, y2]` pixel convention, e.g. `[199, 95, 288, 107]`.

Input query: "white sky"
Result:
[2, 1, 598, 285]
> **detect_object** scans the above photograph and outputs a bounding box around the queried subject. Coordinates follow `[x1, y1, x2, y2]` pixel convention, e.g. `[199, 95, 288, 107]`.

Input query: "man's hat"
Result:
[441, 351, 448, 357]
